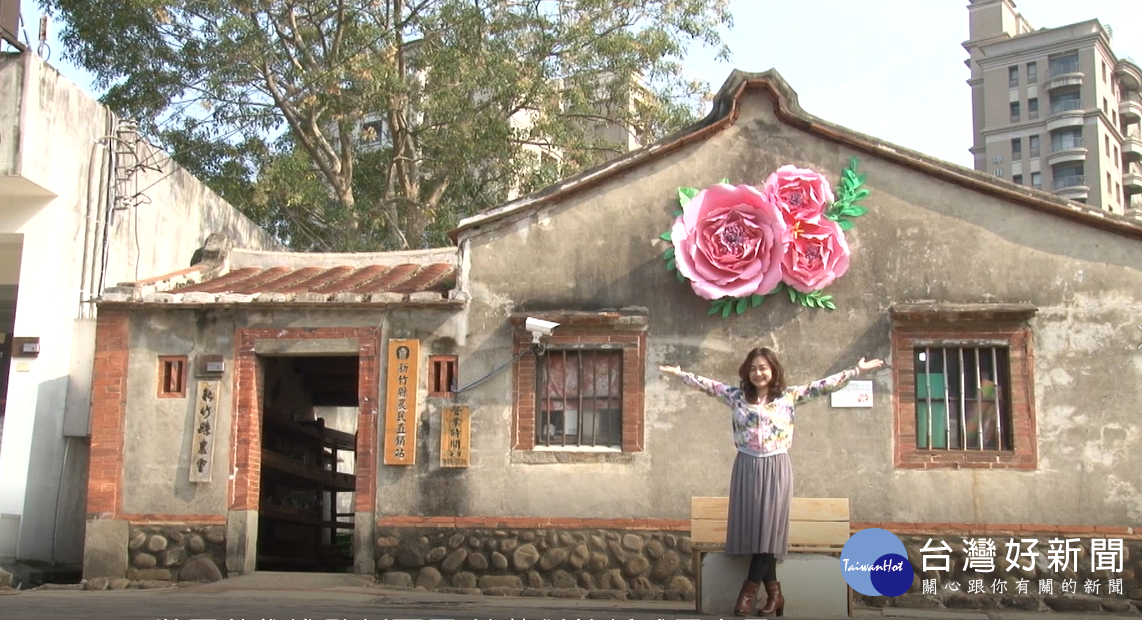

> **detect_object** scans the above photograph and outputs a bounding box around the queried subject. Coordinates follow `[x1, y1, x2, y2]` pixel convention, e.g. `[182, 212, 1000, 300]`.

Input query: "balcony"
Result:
[1120, 93, 1142, 123]
[1124, 135, 1142, 163]
[1052, 175, 1089, 201]
[1124, 168, 1142, 196]
[1046, 100, 1085, 131]
[1047, 138, 1087, 166]
[1045, 61, 1083, 92]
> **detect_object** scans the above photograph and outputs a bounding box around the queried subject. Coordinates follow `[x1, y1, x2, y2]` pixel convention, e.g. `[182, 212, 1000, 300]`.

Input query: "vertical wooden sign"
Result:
[188, 380, 220, 482]
[383, 339, 420, 465]
[440, 404, 471, 468]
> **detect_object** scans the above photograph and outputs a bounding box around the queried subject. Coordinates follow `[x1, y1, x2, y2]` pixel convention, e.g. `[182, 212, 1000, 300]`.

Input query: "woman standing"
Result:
[660, 348, 883, 617]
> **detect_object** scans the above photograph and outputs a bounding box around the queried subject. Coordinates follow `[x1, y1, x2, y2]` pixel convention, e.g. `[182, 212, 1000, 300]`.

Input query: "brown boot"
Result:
[758, 580, 784, 617]
[733, 580, 760, 616]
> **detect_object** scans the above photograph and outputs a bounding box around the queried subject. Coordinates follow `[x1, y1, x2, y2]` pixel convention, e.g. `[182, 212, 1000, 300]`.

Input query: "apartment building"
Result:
[964, 0, 1142, 215]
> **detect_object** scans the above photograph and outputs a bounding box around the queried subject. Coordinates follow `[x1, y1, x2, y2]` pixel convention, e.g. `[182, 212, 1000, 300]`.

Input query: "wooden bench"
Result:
[690, 497, 852, 616]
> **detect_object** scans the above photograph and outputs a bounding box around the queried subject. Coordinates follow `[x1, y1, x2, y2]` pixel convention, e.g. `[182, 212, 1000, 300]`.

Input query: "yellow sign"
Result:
[440, 404, 471, 468]
[383, 339, 420, 465]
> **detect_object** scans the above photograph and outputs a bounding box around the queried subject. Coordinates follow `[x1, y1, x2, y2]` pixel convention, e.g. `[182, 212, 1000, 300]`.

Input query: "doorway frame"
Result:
[229, 327, 380, 572]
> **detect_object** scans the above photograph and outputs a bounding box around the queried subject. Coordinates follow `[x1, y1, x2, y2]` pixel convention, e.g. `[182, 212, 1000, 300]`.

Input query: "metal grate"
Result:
[914, 346, 1012, 451]
[536, 349, 622, 448]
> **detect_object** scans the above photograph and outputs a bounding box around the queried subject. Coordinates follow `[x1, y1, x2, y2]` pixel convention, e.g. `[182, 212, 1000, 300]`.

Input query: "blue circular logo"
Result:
[839, 528, 914, 597]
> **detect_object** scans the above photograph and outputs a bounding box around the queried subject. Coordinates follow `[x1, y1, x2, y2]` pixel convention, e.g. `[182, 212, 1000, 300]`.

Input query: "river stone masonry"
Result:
[127, 524, 227, 583]
[375, 528, 696, 601]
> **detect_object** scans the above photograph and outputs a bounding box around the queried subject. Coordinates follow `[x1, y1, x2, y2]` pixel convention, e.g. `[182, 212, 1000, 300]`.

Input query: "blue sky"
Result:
[16, 0, 1142, 169]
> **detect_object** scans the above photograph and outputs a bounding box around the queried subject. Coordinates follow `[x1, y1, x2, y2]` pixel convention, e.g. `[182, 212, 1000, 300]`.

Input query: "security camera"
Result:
[525, 317, 559, 343]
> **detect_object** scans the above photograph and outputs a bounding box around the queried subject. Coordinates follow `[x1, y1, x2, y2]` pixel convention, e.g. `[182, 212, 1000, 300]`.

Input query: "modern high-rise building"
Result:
[964, 0, 1142, 215]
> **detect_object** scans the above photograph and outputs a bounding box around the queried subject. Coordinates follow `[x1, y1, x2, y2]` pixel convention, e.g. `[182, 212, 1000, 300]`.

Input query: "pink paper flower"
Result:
[763, 165, 834, 223]
[671, 184, 789, 300]
[781, 218, 851, 293]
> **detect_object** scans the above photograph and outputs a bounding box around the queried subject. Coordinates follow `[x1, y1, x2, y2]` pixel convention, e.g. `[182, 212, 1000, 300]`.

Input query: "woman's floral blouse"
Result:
[678, 368, 859, 456]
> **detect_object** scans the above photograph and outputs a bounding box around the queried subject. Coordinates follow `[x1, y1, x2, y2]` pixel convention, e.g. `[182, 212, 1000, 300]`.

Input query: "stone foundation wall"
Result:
[127, 524, 227, 582]
[375, 527, 695, 600]
[856, 535, 1142, 614]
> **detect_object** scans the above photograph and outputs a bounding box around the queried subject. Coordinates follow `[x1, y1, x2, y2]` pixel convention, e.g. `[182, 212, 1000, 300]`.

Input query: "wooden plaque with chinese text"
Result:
[188, 380, 220, 482]
[440, 404, 471, 468]
[383, 339, 420, 465]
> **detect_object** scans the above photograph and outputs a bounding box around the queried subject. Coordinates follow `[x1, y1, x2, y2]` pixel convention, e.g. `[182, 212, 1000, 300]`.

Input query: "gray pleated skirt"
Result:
[725, 451, 793, 560]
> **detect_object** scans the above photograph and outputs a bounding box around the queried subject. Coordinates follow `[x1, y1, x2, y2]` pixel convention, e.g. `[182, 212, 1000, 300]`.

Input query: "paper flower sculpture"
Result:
[659, 158, 870, 317]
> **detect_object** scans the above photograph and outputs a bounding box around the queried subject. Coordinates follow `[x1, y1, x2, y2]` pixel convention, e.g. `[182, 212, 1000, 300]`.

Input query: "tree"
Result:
[44, 0, 732, 251]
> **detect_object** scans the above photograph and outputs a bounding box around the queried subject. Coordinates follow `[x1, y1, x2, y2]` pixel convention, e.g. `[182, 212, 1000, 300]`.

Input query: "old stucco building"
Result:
[82, 70, 1141, 612]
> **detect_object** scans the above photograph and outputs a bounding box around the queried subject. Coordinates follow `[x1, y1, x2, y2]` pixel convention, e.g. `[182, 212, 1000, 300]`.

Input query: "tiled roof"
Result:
[99, 240, 464, 307]
[176, 263, 456, 296]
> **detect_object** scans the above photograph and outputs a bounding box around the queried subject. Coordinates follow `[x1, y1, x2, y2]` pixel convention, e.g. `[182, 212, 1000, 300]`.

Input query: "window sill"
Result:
[511, 448, 637, 465]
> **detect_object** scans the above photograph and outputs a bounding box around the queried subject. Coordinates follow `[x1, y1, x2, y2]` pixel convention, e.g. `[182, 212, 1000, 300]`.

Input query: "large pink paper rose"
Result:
[782, 218, 851, 293]
[763, 165, 834, 223]
[671, 184, 788, 300]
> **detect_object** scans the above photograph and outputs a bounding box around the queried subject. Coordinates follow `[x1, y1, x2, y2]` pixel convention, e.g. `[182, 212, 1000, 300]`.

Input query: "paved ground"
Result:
[0, 572, 1132, 620]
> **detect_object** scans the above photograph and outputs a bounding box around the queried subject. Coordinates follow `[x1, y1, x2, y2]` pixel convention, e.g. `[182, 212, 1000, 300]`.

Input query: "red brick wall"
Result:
[87, 310, 130, 518]
[511, 328, 646, 451]
[892, 323, 1037, 470]
[230, 327, 380, 514]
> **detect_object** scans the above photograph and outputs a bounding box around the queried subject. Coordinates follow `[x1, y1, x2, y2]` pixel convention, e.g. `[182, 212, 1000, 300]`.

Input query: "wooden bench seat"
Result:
[690, 496, 852, 616]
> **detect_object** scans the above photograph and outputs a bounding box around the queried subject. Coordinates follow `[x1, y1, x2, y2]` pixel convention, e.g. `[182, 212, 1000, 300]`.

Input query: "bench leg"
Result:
[693, 549, 703, 614]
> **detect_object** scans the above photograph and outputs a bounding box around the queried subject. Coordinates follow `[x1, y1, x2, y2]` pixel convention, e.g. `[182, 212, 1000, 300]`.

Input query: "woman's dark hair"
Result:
[738, 347, 786, 403]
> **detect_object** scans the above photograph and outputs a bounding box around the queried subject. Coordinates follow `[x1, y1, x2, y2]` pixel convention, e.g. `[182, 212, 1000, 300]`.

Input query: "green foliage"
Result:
[43, 0, 733, 250]
[823, 157, 870, 232]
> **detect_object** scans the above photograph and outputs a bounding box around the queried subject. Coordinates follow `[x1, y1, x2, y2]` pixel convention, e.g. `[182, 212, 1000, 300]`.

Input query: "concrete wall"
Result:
[0, 51, 280, 563]
[451, 89, 1142, 527]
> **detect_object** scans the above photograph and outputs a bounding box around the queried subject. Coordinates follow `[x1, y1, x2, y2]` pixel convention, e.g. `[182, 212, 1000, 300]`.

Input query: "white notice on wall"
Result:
[830, 380, 873, 408]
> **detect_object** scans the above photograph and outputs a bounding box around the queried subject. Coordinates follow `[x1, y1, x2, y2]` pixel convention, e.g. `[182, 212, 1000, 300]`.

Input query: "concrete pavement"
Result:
[0, 571, 1133, 620]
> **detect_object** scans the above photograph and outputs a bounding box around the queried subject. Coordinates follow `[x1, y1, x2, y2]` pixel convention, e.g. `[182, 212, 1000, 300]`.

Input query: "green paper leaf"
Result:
[679, 187, 698, 207]
[666, 258, 675, 272]
[719, 178, 730, 184]
[751, 294, 763, 308]
[851, 188, 870, 201]
[735, 297, 748, 315]
[659, 231, 673, 241]
[843, 205, 868, 217]
[856, 173, 867, 185]
[674, 210, 683, 218]
[824, 300, 836, 310]
[676, 270, 686, 283]
[849, 157, 860, 171]
[721, 302, 733, 318]
[663, 247, 675, 260]
[708, 303, 722, 316]
[838, 219, 855, 231]
[787, 287, 797, 303]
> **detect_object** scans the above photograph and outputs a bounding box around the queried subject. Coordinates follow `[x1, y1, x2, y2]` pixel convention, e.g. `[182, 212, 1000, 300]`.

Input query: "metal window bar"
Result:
[942, 348, 951, 450]
[916, 346, 1008, 451]
[537, 349, 622, 447]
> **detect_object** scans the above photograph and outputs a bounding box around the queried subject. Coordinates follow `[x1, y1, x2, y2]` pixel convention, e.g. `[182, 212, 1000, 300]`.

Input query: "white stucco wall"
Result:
[0, 51, 280, 563]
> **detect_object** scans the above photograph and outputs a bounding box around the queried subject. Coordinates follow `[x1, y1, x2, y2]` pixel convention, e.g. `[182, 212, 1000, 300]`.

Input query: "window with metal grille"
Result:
[913, 346, 1011, 451]
[158, 356, 188, 398]
[429, 355, 457, 396]
[536, 349, 622, 448]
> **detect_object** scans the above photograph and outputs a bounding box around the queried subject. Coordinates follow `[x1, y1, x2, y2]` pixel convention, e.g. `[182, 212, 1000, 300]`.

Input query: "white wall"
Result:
[0, 51, 280, 563]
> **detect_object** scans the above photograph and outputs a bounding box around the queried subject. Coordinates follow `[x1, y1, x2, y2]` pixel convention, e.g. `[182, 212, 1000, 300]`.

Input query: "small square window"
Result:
[1009, 101, 1020, 123]
[158, 356, 188, 398]
[1012, 174, 1023, 185]
[1027, 98, 1039, 120]
[429, 355, 458, 396]
[1026, 62, 1037, 83]
[1008, 66, 1019, 88]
